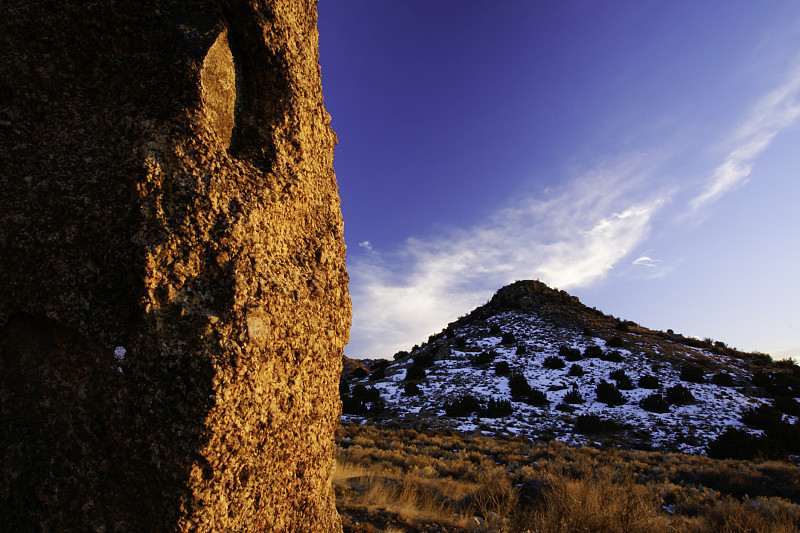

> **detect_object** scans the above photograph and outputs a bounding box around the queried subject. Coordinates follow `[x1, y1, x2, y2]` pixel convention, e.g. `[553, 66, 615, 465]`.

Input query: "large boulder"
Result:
[0, 1, 350, 531]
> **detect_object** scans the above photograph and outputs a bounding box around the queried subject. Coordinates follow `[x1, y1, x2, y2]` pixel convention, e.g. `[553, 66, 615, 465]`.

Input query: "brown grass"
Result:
[335, 422, 800, 533]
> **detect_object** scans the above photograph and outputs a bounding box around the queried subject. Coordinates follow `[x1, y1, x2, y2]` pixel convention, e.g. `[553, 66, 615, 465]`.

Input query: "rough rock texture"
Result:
[0, 1, 350, 531]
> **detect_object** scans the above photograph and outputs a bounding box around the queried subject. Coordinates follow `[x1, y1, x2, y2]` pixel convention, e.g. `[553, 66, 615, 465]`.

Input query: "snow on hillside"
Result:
[343, 309, 777, 455]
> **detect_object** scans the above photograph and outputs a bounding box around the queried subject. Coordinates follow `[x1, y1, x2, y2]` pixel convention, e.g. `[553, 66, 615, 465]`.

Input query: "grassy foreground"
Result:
[334, 422, 800, 533]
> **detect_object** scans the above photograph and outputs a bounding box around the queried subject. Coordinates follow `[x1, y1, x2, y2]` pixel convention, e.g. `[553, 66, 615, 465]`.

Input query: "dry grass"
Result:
[335, 422, 800, 533]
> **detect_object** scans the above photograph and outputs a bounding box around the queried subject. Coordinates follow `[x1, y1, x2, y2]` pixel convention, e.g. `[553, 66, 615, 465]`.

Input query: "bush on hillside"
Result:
[353, 367, 368, 379]
[393, 350, 410, 361]
[601, 350, 624, 363]
[706, 428, 785, 461]
[495, 361, 511, 375]
[453, 336, 467, 348]
[501, 332, 517, 345]
[508, 373, 532, 399]
[574, 414, 624, 434]
[404, 364, 426, 382]
[413, 353, 435, 367]
[774, 397, 800, 416]
[403, 382, 421, 396]
[444, 394, 481, 417]
[543, 356, 566, 370]
[740, 404, 784, 431]
[610, 369, 634, 390]
[711, 372, 734, 386]
[489, 324, 502, 336]
[352, 384, 381, 403]
[563, 388, 584, 404]
[516, 344, 528, 355]
[568, 364, 585, 377]
[666, 384, 695, 406]
[339, 377, 349, 396]
[559, 346, 582, 361]
[341, 396, 367, 415]
[482, 398, 514, 418]
[595, 381, 626, 407]
[680, 364, 705, 383]
[508, 374, 549, 405]
[640, 393, 670, 413]
[638, 375, 660, 389]
[368, 367, 386, 381]
[472, 350, 497, 366]
[584, 345, 603, 359]
[607, 336, 625, 348]
[526, 389, 550, 406]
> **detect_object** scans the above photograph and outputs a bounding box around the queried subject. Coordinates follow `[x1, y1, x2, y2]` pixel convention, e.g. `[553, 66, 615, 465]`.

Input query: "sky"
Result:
[317, 1, 800, 361]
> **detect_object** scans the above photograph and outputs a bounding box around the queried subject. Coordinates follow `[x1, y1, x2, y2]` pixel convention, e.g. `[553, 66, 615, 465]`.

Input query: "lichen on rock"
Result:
[0, 1, 349, 531]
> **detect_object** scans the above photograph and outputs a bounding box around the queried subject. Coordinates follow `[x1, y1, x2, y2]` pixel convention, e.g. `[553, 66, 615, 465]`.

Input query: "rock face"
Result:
[0, 1, 350, 531]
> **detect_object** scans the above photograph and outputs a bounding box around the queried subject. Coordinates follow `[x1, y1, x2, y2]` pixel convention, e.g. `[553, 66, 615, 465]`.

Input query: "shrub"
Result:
[353, 367, 368, 379]
[600, 350, 624, 363]
[574, 414, 623, 434]
[740, 404, 784, 431]
[609, 369, 627, 381]
[774, 396, 800, 416]
[352, 384, 381, 403]
[369, 397, 386, 414]
[501, 332, 517, 345]
[482, 398, 513, 418]
[403, 382, 421, 396]
[595, 381, 626, 406]
[680, 364, 705, 383]
[711, 372, 734, 386]
[494, 361, 511, 375]
[339, 377, 349, 396]
[453, 336, 467, 348]
[607, 336, 625, 348]
[341, 395, 367, 415]
[404, 364, 426, 381]
[568, 364, 585, 377]
[509, 374, 549, 405]
[371, 359, 391, 370]
[666, 384, 695, 405]
[584, 345, 603, 359]
[515, 344, 527, 355]
[393, 350, 410, 361]
[368, 367, 386, 381]
[563, 388, 584, 404]
[609, 369, 634, 390]
[706, 428, 785, 461]
[638, 375, 659, 389]
[559, 346, 582, 361]
[489, 324, 502, 336]
[526, 389, 550, 406]
[543, 356, 565, 370]
[508, 374, 532, 399]
[640, 393, 670, 413]
[472, 350, 496, 366]
[444, 394, 481, 417]
[413, 353, 435, 367]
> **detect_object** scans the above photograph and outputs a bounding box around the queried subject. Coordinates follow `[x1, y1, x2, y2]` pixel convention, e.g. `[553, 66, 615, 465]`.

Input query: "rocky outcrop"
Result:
[0, 1, 350, 531]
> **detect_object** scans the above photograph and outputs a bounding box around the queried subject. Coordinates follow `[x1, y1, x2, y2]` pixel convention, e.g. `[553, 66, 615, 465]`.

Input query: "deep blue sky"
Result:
[318, 1, 800, 360]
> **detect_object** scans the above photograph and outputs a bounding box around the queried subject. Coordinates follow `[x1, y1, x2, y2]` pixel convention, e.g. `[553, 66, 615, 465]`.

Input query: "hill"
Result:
[340, 280, 800, 458]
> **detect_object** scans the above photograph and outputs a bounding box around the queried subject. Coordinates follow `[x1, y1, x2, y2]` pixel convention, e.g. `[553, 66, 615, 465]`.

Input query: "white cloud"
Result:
[346, 157, 669, 358]
[358, 240, 373, 252]
[632, 256, 660, 267]
[690, 61, 800, 211]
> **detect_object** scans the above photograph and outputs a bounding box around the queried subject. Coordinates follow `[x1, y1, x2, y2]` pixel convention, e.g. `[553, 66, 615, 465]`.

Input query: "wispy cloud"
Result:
[346, 157, 670, 358]
[690, 60, 800, 211]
